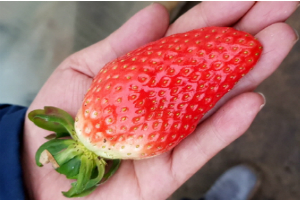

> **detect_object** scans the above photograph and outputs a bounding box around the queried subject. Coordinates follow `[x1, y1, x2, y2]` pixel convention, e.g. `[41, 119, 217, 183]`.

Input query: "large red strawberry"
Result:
[29, 27, 262, 197]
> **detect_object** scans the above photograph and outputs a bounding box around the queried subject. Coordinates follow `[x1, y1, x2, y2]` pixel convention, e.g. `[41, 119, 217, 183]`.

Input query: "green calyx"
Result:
[29, 107, 121, 198]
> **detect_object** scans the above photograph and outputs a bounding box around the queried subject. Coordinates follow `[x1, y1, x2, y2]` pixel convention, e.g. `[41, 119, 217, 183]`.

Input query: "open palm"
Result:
[22, 2, 298, 200]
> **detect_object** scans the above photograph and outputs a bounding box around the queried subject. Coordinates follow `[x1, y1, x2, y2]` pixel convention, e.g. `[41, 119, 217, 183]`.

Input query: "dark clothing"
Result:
[0, 104, 27, 200]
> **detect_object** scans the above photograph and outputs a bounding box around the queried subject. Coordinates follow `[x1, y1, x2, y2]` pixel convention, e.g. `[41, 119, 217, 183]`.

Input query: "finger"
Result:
[166, 1, 254, 36]
[67, 3, 169, 77]
[170, 92, 265, 183]
[234, 1, 299, 35]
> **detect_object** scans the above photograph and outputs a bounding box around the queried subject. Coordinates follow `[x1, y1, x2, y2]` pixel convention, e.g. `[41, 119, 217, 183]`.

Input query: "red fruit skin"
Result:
[74, 27, 262, 159]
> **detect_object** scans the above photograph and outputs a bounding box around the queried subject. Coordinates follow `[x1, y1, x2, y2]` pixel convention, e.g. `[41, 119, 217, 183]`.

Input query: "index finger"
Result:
[66, 3, 169, 77]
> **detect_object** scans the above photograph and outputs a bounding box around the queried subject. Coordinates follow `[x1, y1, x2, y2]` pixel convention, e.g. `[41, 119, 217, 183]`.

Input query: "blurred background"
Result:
[0, 2, 299, 200]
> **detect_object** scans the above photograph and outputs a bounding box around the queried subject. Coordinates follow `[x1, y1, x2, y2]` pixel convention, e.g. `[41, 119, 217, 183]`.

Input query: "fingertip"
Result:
[145, 2, 170, 36]
[236, 92, 265, 113]
[279, 23, 299, 43]
[238, 92, 266, 111]
[256, 22, 298, 45]
[150, 2, 170, 14]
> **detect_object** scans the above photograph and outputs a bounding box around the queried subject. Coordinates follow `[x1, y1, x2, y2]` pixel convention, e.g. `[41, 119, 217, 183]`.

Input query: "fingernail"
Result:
[293, 28, 299, 43]
[257, 92, 266, 110]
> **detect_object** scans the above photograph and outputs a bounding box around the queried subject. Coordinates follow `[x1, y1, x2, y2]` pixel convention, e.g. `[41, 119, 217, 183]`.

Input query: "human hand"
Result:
[22, 2, 299, 200]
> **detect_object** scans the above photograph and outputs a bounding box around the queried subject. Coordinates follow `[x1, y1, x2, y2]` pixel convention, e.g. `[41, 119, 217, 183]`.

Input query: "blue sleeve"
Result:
[0, 104, 27, 200]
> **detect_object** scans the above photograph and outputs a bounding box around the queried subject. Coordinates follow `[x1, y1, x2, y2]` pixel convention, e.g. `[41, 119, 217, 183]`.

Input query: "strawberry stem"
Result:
[54, 143, 84, 165]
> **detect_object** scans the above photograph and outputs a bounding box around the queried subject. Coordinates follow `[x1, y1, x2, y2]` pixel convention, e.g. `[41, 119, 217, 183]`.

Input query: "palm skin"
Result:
[22, 2, 299, 200]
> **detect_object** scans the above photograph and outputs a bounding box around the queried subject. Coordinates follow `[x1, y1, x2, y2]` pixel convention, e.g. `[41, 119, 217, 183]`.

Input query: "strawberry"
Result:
[75, 26, 262, 159]
[29, 27, 262, 197]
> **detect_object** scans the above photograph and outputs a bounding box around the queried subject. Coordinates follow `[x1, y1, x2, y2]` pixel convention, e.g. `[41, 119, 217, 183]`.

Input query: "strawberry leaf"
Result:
[85, 158, 105, 189]
[28, 106, 78, 140]
[56, 156, 81, 179]
[100, 159, 121, 184]
[35, 139, 74, 167]
[62, 155, 96, 197]
[75, 155, 94, 193]
[62, 182, 78, 197]
[64, 185, 97, 198]
[62, 157, 107, 198]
